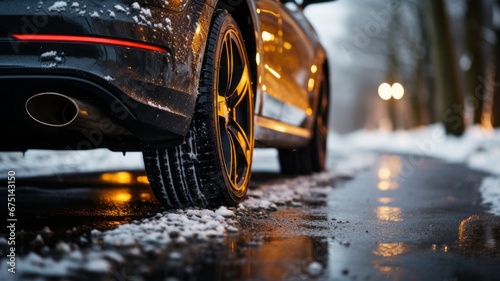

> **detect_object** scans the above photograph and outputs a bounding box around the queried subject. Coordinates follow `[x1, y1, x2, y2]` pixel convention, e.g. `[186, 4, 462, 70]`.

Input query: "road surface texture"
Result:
[1, 153, 499, 281]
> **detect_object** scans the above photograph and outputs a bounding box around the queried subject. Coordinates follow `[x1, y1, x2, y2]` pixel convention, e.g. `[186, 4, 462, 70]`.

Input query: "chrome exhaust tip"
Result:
[25, 92, 79, 127]
[25, 92, 132, 137]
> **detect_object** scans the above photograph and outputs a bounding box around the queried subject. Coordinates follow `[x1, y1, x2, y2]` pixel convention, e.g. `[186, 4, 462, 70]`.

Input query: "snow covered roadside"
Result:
[329, 124, 500, 216]
[0, 149, 145, 178]
[0, 144, 377, 280]
[0, 207, 239, 279]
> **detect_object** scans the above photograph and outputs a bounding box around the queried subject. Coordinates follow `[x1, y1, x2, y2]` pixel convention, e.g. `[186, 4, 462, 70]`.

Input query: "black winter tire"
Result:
[278, 73, 329, 174]
[142, 10, 254, 208]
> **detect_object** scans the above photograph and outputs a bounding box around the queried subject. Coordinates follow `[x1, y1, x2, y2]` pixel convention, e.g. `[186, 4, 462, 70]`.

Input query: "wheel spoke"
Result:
[227, 65, 249, 108]
[217, 94, 228, 118]
[224, 36, 234, 94]
[226, 133, 238, 183]
[227, 118, 252, 168]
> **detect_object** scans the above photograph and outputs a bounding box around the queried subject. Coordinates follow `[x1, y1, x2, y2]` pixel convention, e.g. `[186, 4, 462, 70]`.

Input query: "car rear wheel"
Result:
[278, 73, 329, 174]
[142, 10, 254, 208]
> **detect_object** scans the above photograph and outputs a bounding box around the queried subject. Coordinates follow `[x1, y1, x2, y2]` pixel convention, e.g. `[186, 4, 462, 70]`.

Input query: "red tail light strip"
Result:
[12, 34, 167, 53]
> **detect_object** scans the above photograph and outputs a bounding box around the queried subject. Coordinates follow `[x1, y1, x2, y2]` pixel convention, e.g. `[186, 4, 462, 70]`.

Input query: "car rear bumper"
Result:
[0, 0, 213, 151]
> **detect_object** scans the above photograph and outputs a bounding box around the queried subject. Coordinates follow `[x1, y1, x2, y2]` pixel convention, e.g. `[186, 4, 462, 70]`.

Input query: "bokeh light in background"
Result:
[378, 83, 392, 100]
[378, 82, 405, 101]
[391, 83, 404, 100]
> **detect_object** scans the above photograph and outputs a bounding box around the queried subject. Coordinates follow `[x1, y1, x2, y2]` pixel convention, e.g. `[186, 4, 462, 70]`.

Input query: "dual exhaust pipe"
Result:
[25, 92, 130, 136]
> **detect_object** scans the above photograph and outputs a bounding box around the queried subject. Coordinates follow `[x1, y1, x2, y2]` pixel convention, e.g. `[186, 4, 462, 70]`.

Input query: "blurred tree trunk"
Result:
[464, 0, 486, 124]
[410, 2, 431, 127]
[492, 28, 500, 127]
[410, 59, 424, 126]
[425, 0, 465, 136]
[385, 7, 399, 130]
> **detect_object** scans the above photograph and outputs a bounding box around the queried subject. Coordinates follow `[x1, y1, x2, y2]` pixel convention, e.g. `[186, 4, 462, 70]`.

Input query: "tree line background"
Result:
[306, 0, 500, 135]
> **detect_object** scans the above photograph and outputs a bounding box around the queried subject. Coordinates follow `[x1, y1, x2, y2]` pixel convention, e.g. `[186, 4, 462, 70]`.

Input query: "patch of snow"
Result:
[141, 7, 152, 17]
[165, 18, 173, 32]
[147, 100, 174, 113]
[215, 206, 234, 217]
[480, 177, 500, 216]
[83, 259, 111, 273]
[71, 2, 79, 7]
[307, 261, 323, 276]
[132, 2, 141, 10]
[103, 75, 115, 81]
[41, 62, 58, 68]
[108, 10, 115, 18]
[114, 5, 127, 13]
[40, 50, 57, 59]
[89, 11, 99, 17]
[243, 172, 340, 209]
[48, 1, 67, 12]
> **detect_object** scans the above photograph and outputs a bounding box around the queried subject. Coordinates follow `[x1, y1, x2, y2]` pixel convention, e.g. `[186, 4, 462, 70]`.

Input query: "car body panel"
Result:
[0, 0, 330, 151]
[0, 0, 213, 146]
[253, 0, 327, 146]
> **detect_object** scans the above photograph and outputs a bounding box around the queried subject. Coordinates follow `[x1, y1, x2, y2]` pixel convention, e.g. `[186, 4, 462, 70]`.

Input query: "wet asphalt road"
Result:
[1, 153, 500, 281]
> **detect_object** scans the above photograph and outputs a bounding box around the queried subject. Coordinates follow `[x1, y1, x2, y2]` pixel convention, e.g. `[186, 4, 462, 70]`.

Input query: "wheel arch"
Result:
[322, 57, 331, 105]
[214, 0, 261, 98]
[313, 54, 331, 122]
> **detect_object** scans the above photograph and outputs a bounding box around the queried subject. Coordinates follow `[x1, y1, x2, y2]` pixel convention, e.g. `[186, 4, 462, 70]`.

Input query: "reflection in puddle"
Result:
[234, 208, 330, 280]
[459, 214, 500, 257]
[431, 244, 449, 252]
[375, 206, 403, 222]
[101, 171, 133, 184]
[377, 180, 399, 191]
[371, 242, 412, 279]
[100, 171, 150, 185]
[373, 242, 408, 257]
[98, 187, 155, 204]
[377, 197, 394, 204]
[374, 156, 403, 222]
[112, 191, 132, 203]
[376, 156, 402, 191]
[372, 259, 406, 280]
[378, 167, 392, 179]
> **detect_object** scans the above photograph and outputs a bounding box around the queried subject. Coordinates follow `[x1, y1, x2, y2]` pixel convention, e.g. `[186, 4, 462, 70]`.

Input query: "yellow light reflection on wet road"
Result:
[376, 156, 401, 192]
[373, 242, 408, 257]
[112, 192, 132, 203]
[101, 172, 133, 185]
[377, 180, 399, 191]
[375, 206, 402, 222]
[136, 175, 150, 184]
[458, 214, 500, 257]
[377, 197, 394, 204]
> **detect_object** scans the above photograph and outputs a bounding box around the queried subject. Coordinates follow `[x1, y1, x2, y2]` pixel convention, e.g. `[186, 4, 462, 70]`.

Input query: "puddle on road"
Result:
[459, 214, 500, 258]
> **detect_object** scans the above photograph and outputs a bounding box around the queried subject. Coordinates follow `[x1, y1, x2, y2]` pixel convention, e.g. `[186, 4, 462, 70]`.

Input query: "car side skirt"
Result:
[254, 116, 310, 148]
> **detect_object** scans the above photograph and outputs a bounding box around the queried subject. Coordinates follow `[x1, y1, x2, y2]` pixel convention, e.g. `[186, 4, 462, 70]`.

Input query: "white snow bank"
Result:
[0, 149, 145, 178]
[480, 177, 500, 216]
[330, 124, 500, 174]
